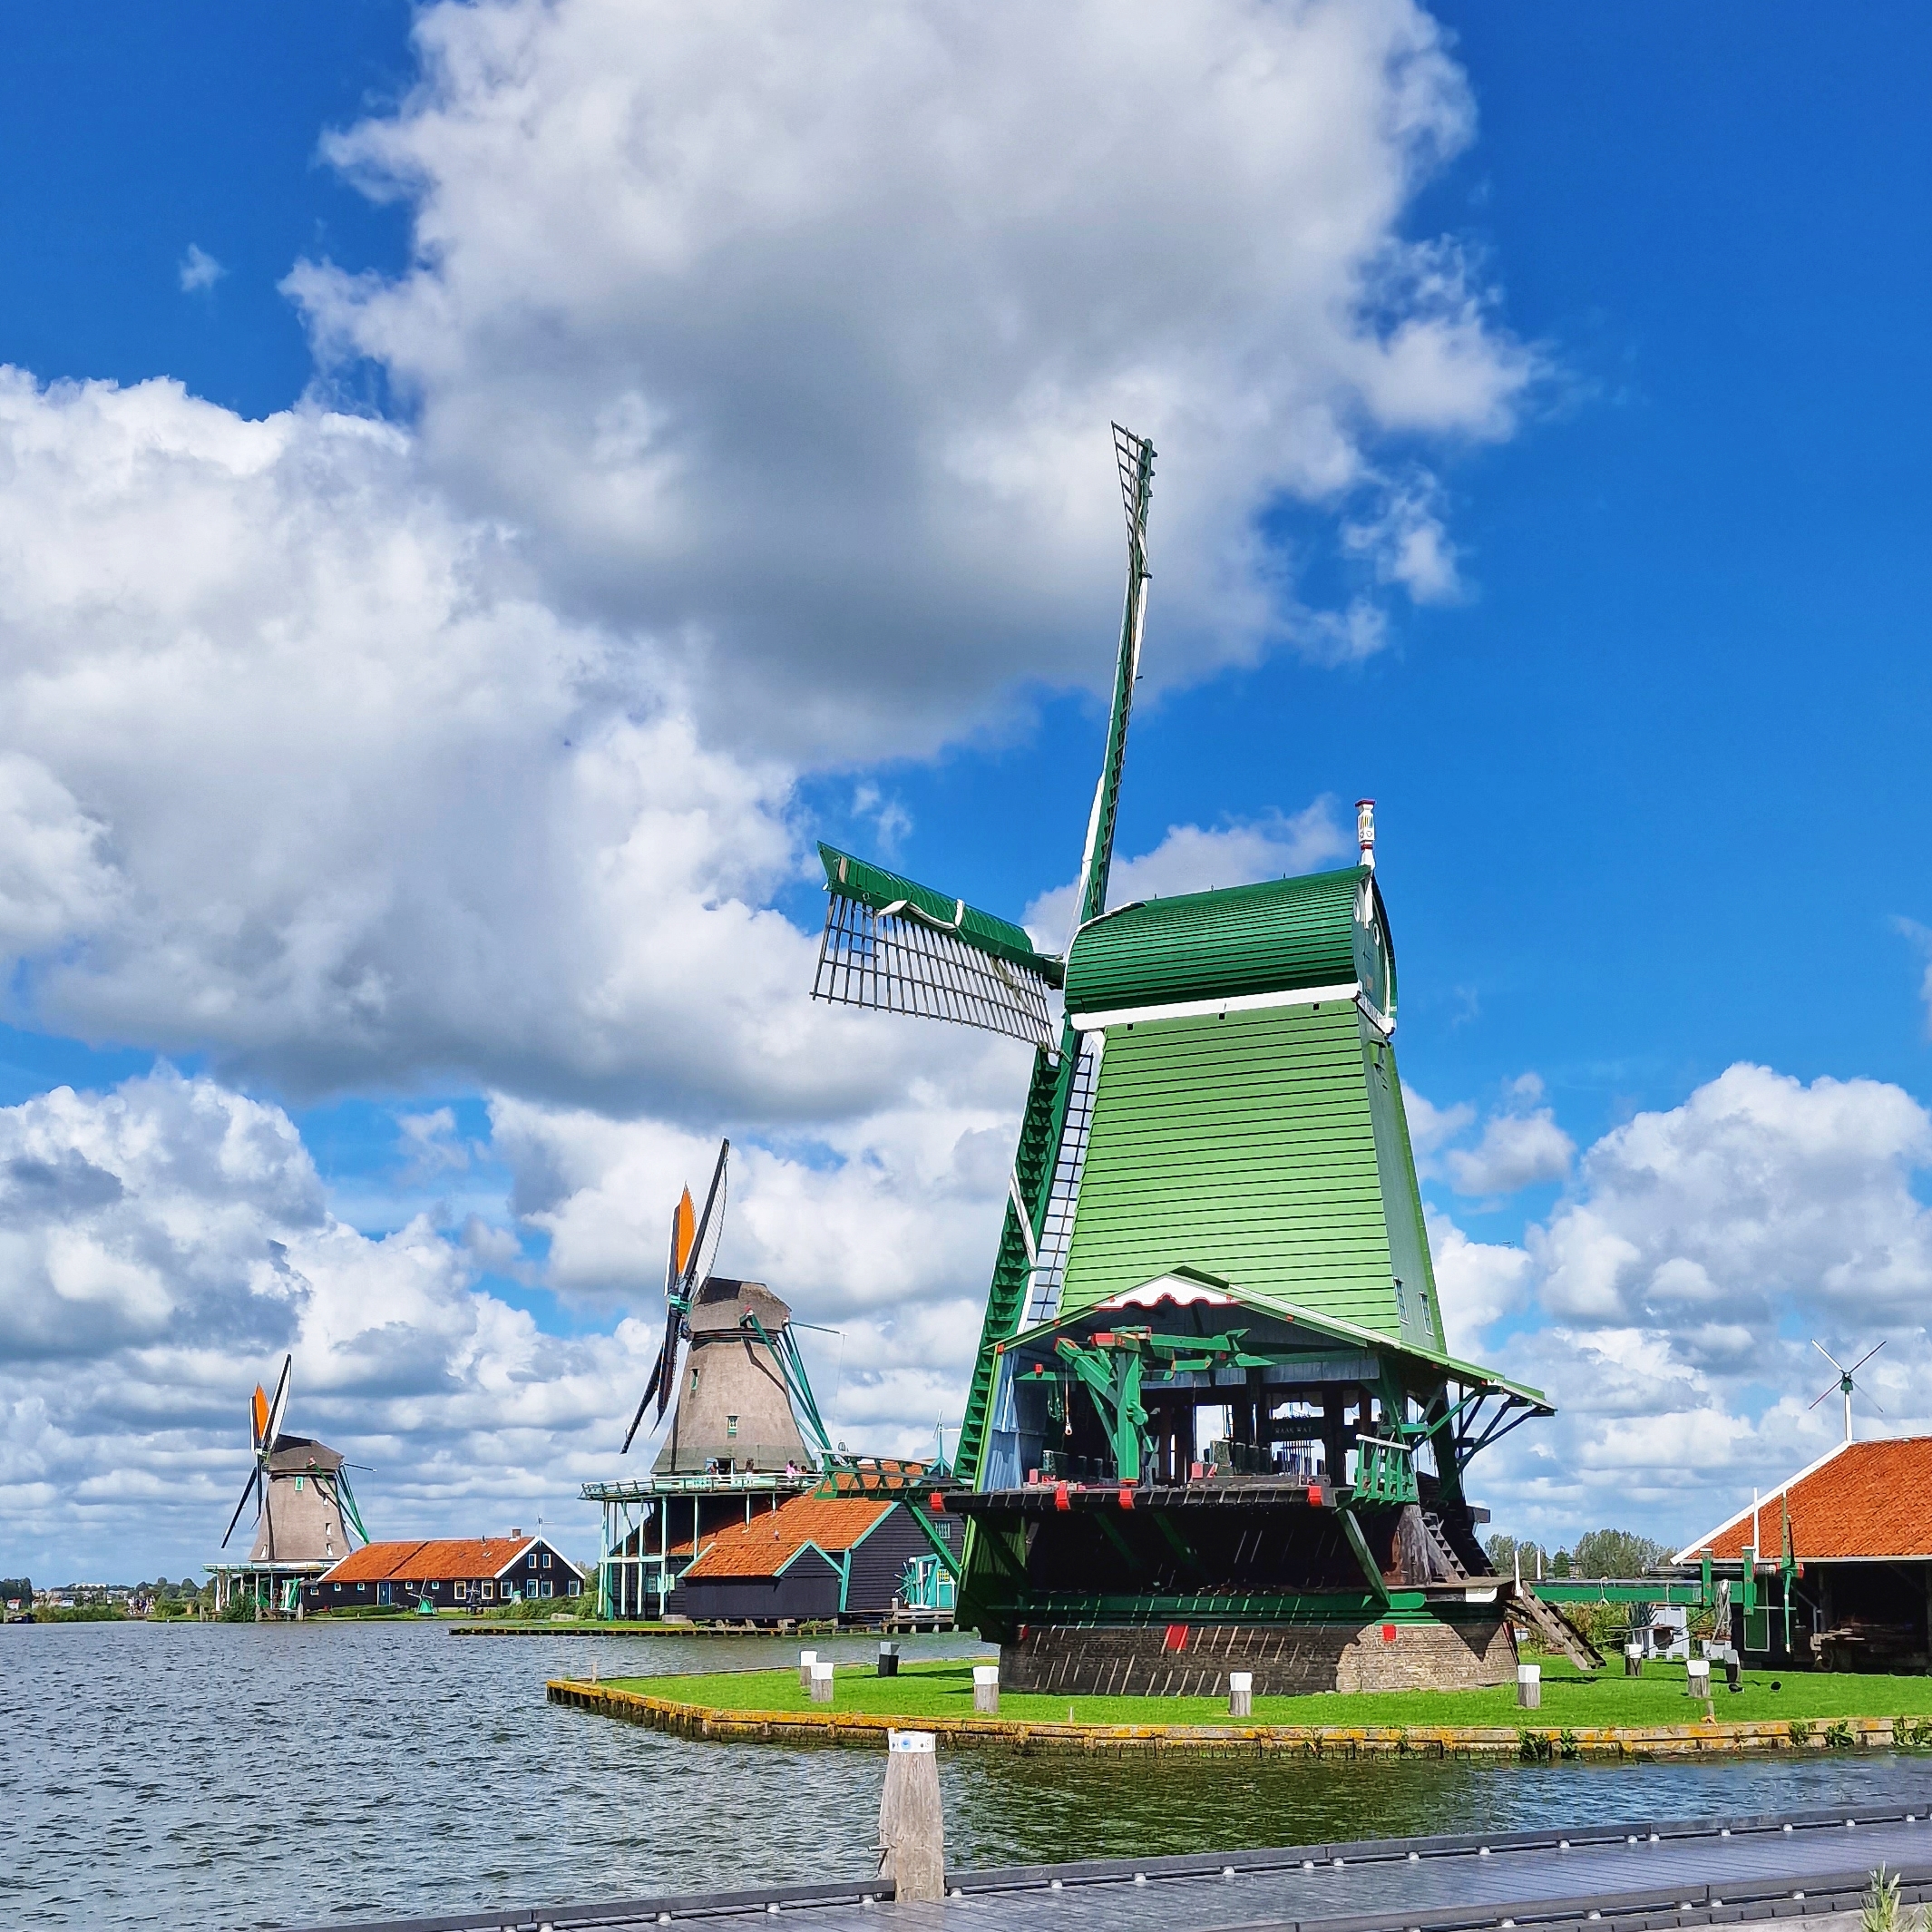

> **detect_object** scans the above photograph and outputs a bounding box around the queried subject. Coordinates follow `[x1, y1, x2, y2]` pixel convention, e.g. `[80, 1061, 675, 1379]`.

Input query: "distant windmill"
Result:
[620, 1141, 829, 1472]
[1810, 1338, 1885, 1444]
[217, 1354, 368, 1612]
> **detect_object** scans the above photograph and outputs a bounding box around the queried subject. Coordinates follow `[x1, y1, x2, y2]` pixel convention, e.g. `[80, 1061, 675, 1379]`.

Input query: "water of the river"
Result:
[11, 1621, 1932, 1932]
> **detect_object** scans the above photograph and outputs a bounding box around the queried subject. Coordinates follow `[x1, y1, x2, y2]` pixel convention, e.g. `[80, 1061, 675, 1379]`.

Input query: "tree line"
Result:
[1484, 1527, 1673, 1580]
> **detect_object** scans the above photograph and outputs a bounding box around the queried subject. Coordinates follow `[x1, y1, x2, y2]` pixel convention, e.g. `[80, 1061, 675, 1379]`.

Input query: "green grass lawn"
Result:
[600, 1658, 1932, 1732]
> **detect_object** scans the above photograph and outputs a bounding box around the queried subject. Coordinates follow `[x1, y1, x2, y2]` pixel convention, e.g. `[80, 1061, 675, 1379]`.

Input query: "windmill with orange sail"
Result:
[623, 1138, 731, 1453]
[212, 1354, 369, 1615]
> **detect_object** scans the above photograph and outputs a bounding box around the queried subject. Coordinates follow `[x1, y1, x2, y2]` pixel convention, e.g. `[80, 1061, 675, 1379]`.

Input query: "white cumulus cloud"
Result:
[289, 0, 1536, 756]
[1466, 1064, 1932, 1548]
[0, 1068, 659, 1579]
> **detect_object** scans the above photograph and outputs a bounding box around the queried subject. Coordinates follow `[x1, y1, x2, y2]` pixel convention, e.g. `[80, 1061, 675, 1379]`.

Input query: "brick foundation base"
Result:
[1000, 1615, 1517, 1697]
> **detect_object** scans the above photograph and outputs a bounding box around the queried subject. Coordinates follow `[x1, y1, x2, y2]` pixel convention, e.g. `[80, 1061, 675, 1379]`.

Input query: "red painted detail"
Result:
[1054, 1481, 1071, 1512]
[928, 1491, 945, 1513]
[1164, 1623, 1190, 1653]
[1118, 1486, 1136, 1509]
[1308, 1483, 1323, 1507]
[1381, 1623, 1397, 1642]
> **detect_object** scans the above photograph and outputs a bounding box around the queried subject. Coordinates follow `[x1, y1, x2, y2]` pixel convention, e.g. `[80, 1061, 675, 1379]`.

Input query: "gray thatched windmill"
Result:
[620, 1140, 827, 1474]
[210, 1355, 369, 1615]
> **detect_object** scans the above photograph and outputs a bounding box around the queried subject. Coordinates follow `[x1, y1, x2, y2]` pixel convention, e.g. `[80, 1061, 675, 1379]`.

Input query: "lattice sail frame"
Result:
[814, 889, 1055, 1048]
[809, 844, 1062, 1049]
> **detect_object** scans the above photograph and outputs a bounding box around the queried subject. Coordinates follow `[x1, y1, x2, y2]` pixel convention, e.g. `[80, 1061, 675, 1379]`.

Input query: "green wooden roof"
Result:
[1063, 867, 1390, 1017]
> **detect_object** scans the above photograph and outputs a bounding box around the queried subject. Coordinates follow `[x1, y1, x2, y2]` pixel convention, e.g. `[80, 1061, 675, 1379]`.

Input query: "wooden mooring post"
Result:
[878, 1730, 944, 1902]
[973, 1664, 999, 1714]
[1228, 1671, 1253, 1719]
[1517, 1664, 1540, 1711]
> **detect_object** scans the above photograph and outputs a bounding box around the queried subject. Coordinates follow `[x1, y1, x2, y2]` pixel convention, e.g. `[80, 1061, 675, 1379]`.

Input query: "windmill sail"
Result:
[811, 844, 1062, 1048]
[1070, 424, 1156, 939]
[624, 1141, 730, 1451]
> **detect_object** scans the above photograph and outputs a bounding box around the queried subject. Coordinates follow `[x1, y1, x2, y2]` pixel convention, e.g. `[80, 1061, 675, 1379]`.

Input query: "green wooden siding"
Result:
[1059, 1001, 1430, 1341]
[1361, 1027, 1444, 1351]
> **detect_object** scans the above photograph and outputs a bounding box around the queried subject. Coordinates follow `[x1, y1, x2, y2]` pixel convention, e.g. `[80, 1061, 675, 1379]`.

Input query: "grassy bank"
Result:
[604, 1658, 1932, 1734]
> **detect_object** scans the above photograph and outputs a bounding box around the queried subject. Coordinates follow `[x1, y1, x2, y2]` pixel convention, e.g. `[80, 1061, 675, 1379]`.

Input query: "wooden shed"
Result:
[668, 1493, 959, 1625]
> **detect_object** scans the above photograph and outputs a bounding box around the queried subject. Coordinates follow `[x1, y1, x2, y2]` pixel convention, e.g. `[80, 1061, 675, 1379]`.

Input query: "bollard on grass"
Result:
[798, 1648, 818, 1689]
[1517, 1664, 1541, 1711]
[878, 1641, 900, 1679]
[1228, 1671, 1254, 1719]
[1686, 1658, 1711, 1699]
[879, 1731, 944, 1903]
[1625, 1644, 1643, 1678]
[810, 1660, 835, 1703]
[973, 1664, 1000, 1714]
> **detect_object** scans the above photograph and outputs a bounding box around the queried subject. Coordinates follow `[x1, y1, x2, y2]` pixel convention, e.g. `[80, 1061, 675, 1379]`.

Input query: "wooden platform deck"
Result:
[293, 1800, 1932, 1932]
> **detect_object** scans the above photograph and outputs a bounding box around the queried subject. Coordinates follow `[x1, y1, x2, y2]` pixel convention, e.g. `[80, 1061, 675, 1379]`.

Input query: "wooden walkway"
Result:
[294, 1800, 1932, 1932]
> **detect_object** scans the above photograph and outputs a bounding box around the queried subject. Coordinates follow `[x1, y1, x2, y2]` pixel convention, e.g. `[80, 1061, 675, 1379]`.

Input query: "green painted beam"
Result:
[1532, 1580, 1709, 1605]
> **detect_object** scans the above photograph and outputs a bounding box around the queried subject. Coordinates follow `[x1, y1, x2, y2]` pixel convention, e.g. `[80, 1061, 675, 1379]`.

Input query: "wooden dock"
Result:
[292, 1801, 1932, 1932]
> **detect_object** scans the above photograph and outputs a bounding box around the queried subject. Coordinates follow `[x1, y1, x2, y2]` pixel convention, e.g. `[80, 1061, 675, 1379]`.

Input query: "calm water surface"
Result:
[10, 1621, 1932, 1932]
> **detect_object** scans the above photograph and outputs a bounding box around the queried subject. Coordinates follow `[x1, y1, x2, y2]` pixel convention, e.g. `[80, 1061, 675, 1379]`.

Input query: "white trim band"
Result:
[1070, 981, 1363, 1032]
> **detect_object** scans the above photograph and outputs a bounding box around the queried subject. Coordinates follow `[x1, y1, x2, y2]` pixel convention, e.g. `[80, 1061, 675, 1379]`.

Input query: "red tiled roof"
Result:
[1677, 1438, 1932, 1563]
[320, 1537, 580, 1584]
[681, 1496, 895, 1581]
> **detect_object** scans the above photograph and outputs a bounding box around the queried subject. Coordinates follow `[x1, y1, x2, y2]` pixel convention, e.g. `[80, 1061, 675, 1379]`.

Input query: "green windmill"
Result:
[809, 428, 1552, 1695]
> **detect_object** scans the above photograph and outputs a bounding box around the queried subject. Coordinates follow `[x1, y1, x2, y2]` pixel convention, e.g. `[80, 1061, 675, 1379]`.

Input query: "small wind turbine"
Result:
[1810, 1339, 1885, 1443]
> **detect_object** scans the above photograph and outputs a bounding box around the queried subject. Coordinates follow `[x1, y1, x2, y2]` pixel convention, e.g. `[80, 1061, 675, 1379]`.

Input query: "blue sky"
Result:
[3, 1, 1930, 1576]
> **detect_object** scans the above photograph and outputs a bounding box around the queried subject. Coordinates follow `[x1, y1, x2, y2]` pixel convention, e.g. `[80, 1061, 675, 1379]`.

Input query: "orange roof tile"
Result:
[1677, 1438, 1932, 1563]
[682, 1495, 896, 1581]
[321, 1537, 580, 1584]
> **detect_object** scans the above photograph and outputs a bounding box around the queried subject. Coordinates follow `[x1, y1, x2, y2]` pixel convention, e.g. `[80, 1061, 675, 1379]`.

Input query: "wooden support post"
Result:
[799, 1648, 818, 1688]
[1228, 1670, 1253, 1719]
[1625, 1643, 1643, 1677]
[1517, 1664, 1540, 1710]
[1686, 1657, 1710, 1699]
[879, 1731, 944, 1902]
[1338, 1508, 1391, 1606]
[973, 1664, 999, 1714]
[1322, 1387, 1347, 1487]
[809, 1660, 834, 1703]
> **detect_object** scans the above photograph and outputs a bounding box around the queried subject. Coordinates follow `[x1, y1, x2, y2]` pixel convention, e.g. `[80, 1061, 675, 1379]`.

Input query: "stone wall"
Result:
[1001, 1614, 1517, 1696]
